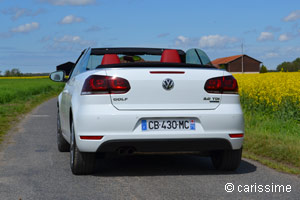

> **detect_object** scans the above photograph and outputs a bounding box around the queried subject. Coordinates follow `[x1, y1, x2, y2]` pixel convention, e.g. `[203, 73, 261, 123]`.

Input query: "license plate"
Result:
[141, 119, 195, 131]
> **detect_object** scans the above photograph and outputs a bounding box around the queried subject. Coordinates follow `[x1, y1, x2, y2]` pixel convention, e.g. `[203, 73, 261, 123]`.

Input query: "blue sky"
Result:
[0, 0, 300, 73]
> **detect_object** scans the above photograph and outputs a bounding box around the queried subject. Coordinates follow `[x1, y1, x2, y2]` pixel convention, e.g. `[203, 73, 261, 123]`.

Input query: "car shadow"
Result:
[93, 154, 256, 177]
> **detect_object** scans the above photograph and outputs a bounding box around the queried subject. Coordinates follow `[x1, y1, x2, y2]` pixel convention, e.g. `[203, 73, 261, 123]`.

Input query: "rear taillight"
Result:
[81, 75, 130, 95]
[204, 76, 238, 94]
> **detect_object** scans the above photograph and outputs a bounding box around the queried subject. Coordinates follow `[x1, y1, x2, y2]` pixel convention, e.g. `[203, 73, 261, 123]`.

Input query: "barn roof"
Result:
[211, 54, 261, 65]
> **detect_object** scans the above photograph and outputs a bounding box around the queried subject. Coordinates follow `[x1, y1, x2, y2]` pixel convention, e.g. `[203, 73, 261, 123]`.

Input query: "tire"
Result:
[57, 110, 70, 152]
[211, 148, 242, 171]
[70, 121, 96, 175]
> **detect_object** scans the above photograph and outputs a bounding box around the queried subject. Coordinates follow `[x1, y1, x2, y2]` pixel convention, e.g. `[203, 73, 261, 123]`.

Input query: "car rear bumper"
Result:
[76, 133, 243, 153]
[96, 138, 232, 153]
[72, 100, 244, 152]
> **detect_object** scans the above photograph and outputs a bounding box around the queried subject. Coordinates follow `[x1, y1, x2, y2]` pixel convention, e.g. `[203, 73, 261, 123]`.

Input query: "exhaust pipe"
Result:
[127, 147, 135, 155]
[117, 147, 135, 155]
[118, 147, 126, 155]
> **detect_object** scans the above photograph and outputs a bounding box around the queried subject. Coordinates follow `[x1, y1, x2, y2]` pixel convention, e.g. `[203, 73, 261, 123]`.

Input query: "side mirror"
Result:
[49, 71, 66, 82]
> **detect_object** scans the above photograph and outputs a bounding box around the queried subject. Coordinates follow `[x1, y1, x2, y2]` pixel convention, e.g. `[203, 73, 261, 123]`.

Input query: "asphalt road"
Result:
[0, 98, 299, 200]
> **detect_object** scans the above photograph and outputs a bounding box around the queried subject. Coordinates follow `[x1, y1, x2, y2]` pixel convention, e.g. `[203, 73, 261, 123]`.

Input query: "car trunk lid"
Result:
[104, 67, 224, 110]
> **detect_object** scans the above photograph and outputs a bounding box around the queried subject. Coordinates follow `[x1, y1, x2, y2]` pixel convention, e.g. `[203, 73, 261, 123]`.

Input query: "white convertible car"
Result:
[50, 47, 244, 175]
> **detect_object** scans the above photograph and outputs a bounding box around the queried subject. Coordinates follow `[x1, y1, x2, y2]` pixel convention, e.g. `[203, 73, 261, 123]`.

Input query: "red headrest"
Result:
[101, 54, 120, 65]
[160, 49, 181, 63]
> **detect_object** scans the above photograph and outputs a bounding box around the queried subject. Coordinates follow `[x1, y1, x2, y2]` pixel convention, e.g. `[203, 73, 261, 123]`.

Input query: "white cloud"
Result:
[198, 35, 238, 48]
[157, 33, 170, 38]
[2, 7, 44, 20]
[263, 52, 279, 59]
[40, 0, 95, 6]
[177, 35, 188, 43]
[86, 25, 102, 32]
[257, 32, 274, 42]
[54, 35, 95, 46]
[175, 34, 238, 49]
[279, 33, 293, 42]
[59, 15, 83, 24]
[40, 36, 51, 42]
[283, 10, 300, 22]
[285, 46, 300, 54]
[265, 26, 281, 32]
[11, 22, 39, 33]
[47, 35, 96, 51]
[12, 8, 27, 20]
[175, 35, 189, 46]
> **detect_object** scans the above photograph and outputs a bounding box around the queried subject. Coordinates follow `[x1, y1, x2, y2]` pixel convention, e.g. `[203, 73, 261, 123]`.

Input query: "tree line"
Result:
[276, 57, 300, 72]
[0, 68, 49, 77]
[261, 57, 300, 73]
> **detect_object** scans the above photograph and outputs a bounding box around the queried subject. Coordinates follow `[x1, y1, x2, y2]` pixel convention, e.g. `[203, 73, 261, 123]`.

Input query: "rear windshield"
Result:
[87, 48, 212, 70]
[87, 54, 161, 70]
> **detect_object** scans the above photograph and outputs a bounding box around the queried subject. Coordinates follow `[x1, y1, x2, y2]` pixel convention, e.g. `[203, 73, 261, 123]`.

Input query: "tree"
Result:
[11, 68, 21, 76]
[219, 64, 227, 70]
[4, 68, 22, 77]
[4, 70, 11, 76]
[276, 58, 300, 72]
[260, 65, 268, 73]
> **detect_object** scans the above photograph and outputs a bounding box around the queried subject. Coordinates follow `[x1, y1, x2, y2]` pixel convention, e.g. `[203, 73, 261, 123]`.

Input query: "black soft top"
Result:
[95, 62, 216, 69]
[91, 47, 185, 56]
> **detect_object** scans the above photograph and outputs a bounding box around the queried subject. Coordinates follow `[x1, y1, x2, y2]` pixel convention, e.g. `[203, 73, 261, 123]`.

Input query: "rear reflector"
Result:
[80, 136, 103, 140]
[205, 76, 238, 94]
[81, 75, 130, 95]
[150, 71, 185, 74]
[229, 134, 244, 138]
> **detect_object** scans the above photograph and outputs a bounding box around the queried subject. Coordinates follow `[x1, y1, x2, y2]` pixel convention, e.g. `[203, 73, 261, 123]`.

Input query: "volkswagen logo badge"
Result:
[162, 78, 174, 90]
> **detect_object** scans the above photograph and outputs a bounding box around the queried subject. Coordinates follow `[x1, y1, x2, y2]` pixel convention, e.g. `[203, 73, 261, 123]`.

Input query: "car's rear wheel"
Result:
[70, 121, 96, 175]
[57, 110, 70, 152]
[211, 148, 242, 171]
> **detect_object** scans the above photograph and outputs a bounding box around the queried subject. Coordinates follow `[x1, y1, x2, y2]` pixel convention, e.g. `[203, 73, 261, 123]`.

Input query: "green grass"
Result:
[0, 78, 64, 142]
[242, 107, 300, 175]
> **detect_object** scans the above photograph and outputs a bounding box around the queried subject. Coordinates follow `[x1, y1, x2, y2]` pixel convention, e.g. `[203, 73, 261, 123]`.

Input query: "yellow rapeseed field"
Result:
[234, 72, 300, 173]
[234, 72, 300, 111]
